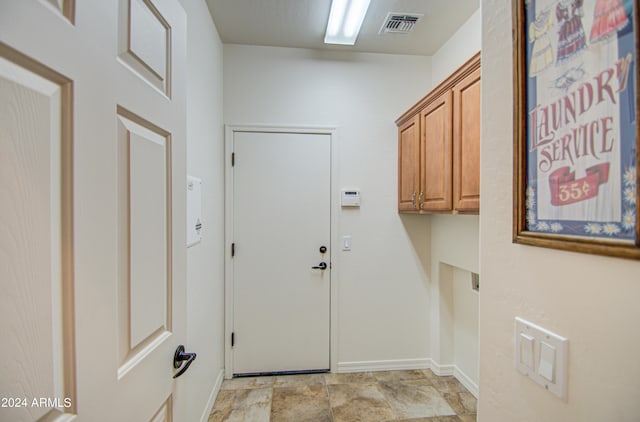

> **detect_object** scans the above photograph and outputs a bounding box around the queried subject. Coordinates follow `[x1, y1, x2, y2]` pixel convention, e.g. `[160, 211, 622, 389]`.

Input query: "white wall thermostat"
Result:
[341, 189, 361, 207]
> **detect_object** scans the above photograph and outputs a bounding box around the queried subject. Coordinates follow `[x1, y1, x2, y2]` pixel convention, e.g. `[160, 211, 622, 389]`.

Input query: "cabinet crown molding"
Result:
[396, 51, 480, 127]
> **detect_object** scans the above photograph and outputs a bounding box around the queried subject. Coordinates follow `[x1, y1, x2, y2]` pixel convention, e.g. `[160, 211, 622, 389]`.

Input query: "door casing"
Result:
[224, 125, 339, 378]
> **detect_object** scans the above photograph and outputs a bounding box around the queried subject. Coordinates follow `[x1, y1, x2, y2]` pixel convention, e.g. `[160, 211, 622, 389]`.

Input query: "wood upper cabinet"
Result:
[398, 114, 421, 211]
[421, 90, 452, 212]
[452, 67, 481, 212]
[396, 52, 480, 214]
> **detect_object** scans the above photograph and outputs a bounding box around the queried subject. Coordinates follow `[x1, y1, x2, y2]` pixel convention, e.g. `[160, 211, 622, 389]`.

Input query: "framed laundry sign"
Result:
[513, 0, 640, 259]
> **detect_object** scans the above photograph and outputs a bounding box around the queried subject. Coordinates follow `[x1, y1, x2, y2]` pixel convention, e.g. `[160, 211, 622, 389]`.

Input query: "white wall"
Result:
[427, 9, 481, 381]
[432, 9, 482, 84]
[179, 0, 225, 420]
[480, 1, 640, 421]
[223, 45, 433, 369]
[452, 267, 479, 391]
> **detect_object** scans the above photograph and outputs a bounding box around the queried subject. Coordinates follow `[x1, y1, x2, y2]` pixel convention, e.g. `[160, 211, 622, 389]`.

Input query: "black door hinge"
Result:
[231, 243, 235, 257]
[231, 152, 235, 167]
[231, 332, 235, 347]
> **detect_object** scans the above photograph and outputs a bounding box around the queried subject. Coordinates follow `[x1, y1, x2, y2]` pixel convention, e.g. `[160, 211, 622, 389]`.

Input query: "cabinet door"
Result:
[398, 115, 421, 211]
[421, 91, 453, 212]
[453, 68, 481, 213]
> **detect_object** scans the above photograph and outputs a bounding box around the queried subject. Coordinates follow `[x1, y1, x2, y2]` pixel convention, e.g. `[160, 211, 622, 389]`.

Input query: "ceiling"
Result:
[205, 0, 479, 56]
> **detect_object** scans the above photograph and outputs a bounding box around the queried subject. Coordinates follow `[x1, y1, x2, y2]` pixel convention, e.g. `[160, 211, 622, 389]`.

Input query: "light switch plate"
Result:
[538, 341, 555, 382]
[515, 317, 569, 401]
[519, 333, 535, 369]
[342, 235, 352, 251]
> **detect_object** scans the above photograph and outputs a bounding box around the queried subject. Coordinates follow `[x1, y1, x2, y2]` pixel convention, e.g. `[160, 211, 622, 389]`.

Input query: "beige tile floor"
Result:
[208, 369, 477, 422]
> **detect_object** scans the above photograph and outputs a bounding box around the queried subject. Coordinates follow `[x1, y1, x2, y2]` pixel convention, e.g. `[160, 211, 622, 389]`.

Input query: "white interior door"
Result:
[0, 0, 188, 421]
[232, 130, 331, 375]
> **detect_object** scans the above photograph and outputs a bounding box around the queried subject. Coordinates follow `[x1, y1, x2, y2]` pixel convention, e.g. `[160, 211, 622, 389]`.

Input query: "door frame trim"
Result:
[224, 124, 339, 378]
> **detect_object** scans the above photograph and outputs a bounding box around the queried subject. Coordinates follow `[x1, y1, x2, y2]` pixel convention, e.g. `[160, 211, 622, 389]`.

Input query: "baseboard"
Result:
[336, 358, 431, 373]
[431, 361, 479, 399]
[430, 361, 455, 376]
[199, 368, 225, 422]
[453, 366, 479, 399]
[333, 358, 479, 399]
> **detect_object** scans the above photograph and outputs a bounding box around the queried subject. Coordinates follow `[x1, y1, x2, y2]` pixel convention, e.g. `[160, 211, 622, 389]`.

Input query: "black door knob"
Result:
[173, 345, 196, 378]
[312, 262, 327, 270]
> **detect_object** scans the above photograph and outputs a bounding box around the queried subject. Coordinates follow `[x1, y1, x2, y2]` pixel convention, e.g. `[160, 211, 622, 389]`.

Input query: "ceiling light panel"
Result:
[324, 0, 371, 45]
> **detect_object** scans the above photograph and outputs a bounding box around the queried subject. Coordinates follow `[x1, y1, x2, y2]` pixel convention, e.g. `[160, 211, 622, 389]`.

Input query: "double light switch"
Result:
[515, 317, 568, 400]
[538, 341, 556, 382]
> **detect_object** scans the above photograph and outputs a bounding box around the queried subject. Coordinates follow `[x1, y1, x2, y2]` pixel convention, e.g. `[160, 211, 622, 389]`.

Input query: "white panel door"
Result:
[233, 130, 331, 375]
[0, 0, 188, 421]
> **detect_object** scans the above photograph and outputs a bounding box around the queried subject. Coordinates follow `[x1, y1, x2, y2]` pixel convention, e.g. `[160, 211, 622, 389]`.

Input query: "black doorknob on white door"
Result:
[173, 345, 196, 378]
[312, 262, 327, 270]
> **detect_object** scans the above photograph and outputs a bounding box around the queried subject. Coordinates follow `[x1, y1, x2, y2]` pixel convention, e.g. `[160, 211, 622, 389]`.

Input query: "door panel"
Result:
[150, 397, 173, 422]
[398, 115, 420, 211]
[118, 0, 172, 95]
[42, 0, 75, 22]
[0, 48, 76, 422]
[233, 131, 331, 375]
[0, 0, 187, 420]
[421, 91, 453, 211]
[453, 68, 481, 212]
[116, 108, 173, 374]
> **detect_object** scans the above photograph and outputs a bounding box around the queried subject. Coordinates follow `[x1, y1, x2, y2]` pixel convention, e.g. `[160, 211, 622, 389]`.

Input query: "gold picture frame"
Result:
[513, 0, 640, 259]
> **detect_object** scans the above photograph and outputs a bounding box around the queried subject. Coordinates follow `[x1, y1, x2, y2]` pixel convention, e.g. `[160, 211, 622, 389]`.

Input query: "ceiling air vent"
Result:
[379, 13, 423, 35]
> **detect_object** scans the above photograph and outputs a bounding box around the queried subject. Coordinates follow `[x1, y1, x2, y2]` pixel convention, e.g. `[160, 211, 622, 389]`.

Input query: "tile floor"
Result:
[208, 369, 477, 422]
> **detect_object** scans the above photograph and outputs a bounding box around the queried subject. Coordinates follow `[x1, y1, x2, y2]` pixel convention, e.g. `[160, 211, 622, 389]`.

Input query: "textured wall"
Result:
[479, 1, 640, 421]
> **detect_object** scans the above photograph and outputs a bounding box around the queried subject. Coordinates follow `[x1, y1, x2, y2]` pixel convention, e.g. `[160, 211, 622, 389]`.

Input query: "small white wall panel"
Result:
[0, 55, 74, 421]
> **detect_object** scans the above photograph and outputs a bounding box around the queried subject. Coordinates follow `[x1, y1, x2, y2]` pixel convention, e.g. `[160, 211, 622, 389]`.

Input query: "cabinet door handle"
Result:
[418, 191, 424, 209]
[411, 191, 417, 209]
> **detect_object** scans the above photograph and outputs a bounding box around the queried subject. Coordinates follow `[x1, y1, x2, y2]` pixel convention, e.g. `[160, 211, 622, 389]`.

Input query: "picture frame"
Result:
[513, 0, 640, 259]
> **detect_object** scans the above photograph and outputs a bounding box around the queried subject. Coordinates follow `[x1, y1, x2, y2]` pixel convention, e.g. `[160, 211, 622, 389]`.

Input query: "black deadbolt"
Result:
[319, 246, 327, 253]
